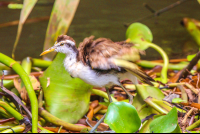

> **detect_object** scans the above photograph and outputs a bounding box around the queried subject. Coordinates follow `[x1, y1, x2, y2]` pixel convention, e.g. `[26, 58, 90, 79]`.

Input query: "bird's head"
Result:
[40, 35, 77, 56]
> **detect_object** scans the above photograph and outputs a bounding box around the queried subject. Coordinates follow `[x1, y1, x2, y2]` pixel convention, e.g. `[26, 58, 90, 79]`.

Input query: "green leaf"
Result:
[172, 98, 186, 103]
[172, 124, 182, 133]
[43, 0, 80, 60]
[126, 22, 153, 50]
[146, 86, 165, 100]
[133, 85, 165, 119]
[150, 107, 178, 133]
[187, 54, 196, 61]
[39, 53, 92, 123]
[104, 102, 141, 133]
[183, 18, 200, 46]
[139, 118, 153, 133]
[12, 0, 38, 59]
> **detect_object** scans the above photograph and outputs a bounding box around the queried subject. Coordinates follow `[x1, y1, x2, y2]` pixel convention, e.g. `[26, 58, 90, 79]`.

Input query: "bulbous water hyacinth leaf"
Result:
[104, 102, 141, 133]
[126, 22, 153, 50]
[150, 107, 178, 133]
[39, 53, 92, 123]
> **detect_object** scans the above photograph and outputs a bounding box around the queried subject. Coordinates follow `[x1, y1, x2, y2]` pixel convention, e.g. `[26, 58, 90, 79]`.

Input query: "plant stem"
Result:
[0, 106, 13, 119]
[32, 58, 52, 68]
[39, 107, 90, 132]
[0, 53, 38, 133]
[136, 60, 187, 70]
[21, 57, 32, 75]
[182, 107, 194, 125]
[1, 124, 25, 133]
[144, 42, 169, 83]
[177, 85, 188, 103]
[145, 97, 168, 114]
[185, 82, 199, 94]
[177, 51, 200, 81]
[91, 89, 118, 102]
[0, 80, 14, 90]
[186, 118, 200, 131]
[0, 101, 23, 120]
[0, 63, 10, 70]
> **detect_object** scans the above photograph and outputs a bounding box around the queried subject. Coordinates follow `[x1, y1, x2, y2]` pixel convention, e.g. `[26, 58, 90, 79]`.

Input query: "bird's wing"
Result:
[79, 36, 140, 70]
[78, 36, 154, 85]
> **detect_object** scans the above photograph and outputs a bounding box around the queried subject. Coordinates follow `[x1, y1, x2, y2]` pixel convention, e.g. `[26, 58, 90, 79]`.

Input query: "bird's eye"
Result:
[60, 43, 64, 46]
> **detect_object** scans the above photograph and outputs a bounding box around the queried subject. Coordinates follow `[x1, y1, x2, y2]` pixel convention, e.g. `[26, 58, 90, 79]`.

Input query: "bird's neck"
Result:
[64, 50, 79, 70]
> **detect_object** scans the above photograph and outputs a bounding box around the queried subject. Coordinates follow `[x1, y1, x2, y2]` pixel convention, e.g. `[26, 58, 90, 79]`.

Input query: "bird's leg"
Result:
[120, 84, 133, 105]
[89, 87, 112, 133]
[105, 87, 112, 103]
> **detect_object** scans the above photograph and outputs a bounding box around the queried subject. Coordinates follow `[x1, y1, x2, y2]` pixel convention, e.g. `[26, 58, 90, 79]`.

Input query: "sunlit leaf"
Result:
[104, 102, 141, 133]
[187, 53, 196, 61]
[126, 22, 153, 50]
[146, 86, 165, 100]
[42, 0, 80, 60]
[12, 0, 38, 59]
[150, 107, 178, 133]
[39, 53, 92, 123]
[172, 98, 186, 103]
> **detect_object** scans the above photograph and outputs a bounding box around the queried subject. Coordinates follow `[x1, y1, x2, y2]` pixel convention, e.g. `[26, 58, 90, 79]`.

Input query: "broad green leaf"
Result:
[12, 0, 38, 59]
[150, 107, 178, 133]
[126, 22, 153, 50]
[43, 0, 80, 60]
[104, 102, 141, 133]
[198, 0, 200, 4]
[39, 53, 92, 123]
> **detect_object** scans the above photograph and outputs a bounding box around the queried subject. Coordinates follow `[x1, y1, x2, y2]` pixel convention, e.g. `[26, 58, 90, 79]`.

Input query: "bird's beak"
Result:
[40, 47, 56, 56]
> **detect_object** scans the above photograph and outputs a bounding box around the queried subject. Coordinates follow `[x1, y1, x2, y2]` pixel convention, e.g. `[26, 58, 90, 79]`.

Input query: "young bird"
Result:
[40, 35, 154, 104]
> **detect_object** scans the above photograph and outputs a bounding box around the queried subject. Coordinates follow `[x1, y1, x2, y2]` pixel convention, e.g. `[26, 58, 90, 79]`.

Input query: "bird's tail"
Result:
[113, 59, 155, 86]
[125, 68, 155, 86]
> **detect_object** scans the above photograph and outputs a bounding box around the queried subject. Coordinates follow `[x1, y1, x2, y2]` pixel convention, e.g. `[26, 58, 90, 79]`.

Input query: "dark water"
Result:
[0, 0, 200, 61]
